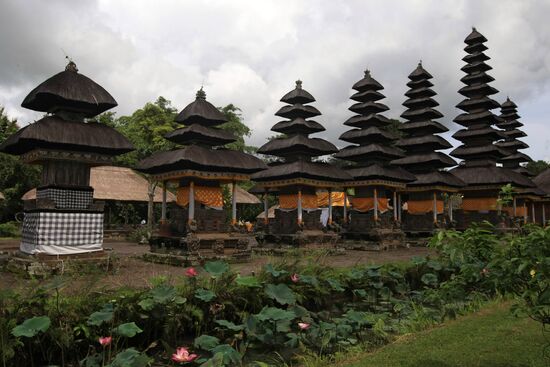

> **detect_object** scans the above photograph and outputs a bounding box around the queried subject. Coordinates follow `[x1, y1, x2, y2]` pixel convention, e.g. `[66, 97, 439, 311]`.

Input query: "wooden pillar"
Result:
[231, 182, 237, 225]
[543, 203, 547, 227]
[161, 181, 167, 223]
[297, 188, 303, 225]
[263, 189, 269, 225]
[373, 187, 379, 221]
[328, 189, 333, 225]
[188, 181, 195, 223]
[513, 197, 517, 217]
[433, 191, 438, 224]
[393, 191, 398, 221]
[523, 202, 527, 224]
[343, 189, 348, 223]
[448, 196, 453, 222]
[531, 202, 536, 224]
[398, 194, 402, 222]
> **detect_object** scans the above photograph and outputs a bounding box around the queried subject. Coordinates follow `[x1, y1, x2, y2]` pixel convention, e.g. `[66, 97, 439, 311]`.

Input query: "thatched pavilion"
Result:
[532, 169, 550, 226]
[137, 88, 266, 242]
[392, 62, 464, 233]
[449, 29, 534, 229]
[0, 61, 133, 255]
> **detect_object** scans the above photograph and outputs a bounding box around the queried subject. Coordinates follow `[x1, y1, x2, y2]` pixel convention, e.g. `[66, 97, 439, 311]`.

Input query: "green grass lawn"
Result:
[305, 302, 547, 367]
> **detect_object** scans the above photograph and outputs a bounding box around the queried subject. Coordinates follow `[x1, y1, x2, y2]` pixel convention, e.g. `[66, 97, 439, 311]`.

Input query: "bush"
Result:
[0, 221, 20, 237]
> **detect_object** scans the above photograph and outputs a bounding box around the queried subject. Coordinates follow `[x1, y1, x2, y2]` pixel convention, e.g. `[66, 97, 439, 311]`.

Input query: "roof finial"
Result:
[295, 80, 302, 89]
[418, 59, 422, 67]
[196, 86, 206, 100]
[65, 55, 78, 73]
[472, 26, 477, 32]
[364, 69, 371, 77]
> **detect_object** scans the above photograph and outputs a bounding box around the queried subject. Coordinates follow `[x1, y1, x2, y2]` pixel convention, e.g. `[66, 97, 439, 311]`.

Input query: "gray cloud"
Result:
[1, 0, 549, 159]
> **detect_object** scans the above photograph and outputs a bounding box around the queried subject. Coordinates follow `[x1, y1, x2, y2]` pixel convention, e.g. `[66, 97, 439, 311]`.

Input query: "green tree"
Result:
[0, 107, 41, 223]
[526, 160, 549, 176]
[218, 104, 257, 153]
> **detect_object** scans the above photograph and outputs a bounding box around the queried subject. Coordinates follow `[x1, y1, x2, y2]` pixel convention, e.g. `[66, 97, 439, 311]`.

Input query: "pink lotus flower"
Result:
[185, 267, 198, 277]
[291, 273, 300, 283]
[98, 336, 112, 346]
[298, 322, 310, 330]
[172, 347, 198, 363]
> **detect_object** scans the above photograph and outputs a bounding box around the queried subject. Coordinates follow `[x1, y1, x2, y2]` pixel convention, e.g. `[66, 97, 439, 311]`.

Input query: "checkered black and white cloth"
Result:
[21, 211, 103, 254]
[37, 188, 93, 210]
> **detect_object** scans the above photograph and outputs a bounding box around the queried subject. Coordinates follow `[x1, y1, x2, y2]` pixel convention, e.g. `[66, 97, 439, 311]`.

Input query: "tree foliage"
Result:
[526, 160, 550, 176]
[218, 104, 256, 153]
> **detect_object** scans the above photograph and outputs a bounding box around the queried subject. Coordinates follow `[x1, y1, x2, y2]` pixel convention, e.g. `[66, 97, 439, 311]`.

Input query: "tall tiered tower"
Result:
[252, 80, 351, 233]
[392, 62, 464, 232]
[335, 70, 414, 242]
[496, 98, 533, 176]
[0, 61, 134, 255]
[450, 28, 534, 228]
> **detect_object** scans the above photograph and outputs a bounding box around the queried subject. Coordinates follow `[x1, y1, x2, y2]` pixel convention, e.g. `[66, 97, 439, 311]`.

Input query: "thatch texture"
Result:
[252, 160, 352, 182]
[0, 116, 134, 156]
[257, 135, 338, 157]
[533, 169, 550, 195]
[22, 166, 176, 203]
[228, 184, 261, 204]
[165, 124, 236, 146]
[174, 89, 227, 126]
[450, 165, 535, 188]
[21, 61, 117, 117]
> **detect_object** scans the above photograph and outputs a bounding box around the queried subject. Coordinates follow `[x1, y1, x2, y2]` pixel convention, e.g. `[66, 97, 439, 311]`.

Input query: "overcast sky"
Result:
[1, 0, 549, 160]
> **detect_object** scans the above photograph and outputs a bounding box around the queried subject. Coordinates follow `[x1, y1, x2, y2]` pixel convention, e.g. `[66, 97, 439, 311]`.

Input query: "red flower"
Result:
[172, 347, 198, 363]
[185, 267, 198, 277]
[98, 336, 112, 346]
[291, 273, 300, 283]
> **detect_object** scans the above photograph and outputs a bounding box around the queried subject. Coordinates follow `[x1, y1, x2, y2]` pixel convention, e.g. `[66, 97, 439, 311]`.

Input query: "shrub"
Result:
[0, 221, 20, 237]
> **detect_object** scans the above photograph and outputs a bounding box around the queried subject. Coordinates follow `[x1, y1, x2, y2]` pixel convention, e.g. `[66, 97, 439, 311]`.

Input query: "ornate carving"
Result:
[212, 239, 225, 255]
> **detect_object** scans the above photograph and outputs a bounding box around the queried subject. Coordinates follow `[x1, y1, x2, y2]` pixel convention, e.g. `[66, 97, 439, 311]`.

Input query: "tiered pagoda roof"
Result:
[496, 98, 533, 176]
[252, 81, 351, 185]
[450, 29, 534, 189]
[0, 61, 133, 159]
[334, 70, 414, 184]
[138, 88, 266, 178]
[392, 62, 464, 189]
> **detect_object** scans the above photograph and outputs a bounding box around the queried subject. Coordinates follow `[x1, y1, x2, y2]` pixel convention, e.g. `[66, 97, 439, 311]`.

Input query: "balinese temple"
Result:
[496, 97, 540, 222]
[334, 70, 415, 238]
[533, 169, 550, 227]
[497, 98, 533, 176]
[449, 28, 534, 229]
[137, 88, 266, 236]
[391, 62, 464, 233]
[251, 80, 351, 235]
[0, 60, 134, 255]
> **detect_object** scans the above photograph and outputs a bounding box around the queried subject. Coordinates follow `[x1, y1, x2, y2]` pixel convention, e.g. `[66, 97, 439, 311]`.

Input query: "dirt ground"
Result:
[0, 239, 434, 292]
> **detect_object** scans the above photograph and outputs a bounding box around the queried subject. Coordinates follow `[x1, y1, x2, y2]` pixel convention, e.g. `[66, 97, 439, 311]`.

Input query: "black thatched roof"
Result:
[21, 61, 117, 117]
[257, 135, 338, 157]
[174, 88, 227, 127]
[251, 159, 352, 183]
[255, 80, 347, 185]
[450, 165, 535, 188]
[496, 97, 532, 174]
[390, 62, 456, 188]
[337, 69, 410, 183]
[533, 169, 550, 195]
[346, 164, 415, 183]
[136, 145, 266, 175]
[165, 124, 236, 146]
[271, 118, 325, 135]
[450, 28, 514, 175]
[0, 115, 133, 156]
[408, 171, 465, 188]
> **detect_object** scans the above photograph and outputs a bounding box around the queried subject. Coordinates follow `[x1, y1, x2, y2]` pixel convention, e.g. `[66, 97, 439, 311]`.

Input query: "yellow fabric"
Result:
[462, 197, 498, 212]
[176, 186, 223, 208]
[351, 197, 389, 213]
[316, 192, 350, 207]
[279, 194, 318, 209]
[407, 200, 444, 214]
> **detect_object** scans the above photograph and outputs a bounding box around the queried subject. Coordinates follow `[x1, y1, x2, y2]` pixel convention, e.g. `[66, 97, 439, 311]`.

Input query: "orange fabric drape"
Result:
[407, 200, 444, 214]
[279, 194, 318, 209]
[503, 206, 527, 217]
[176, 186, 223, 208]
[351, 197, 389, 213]
[462, 197, 498, 212]
[316, 192, 350, 207]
